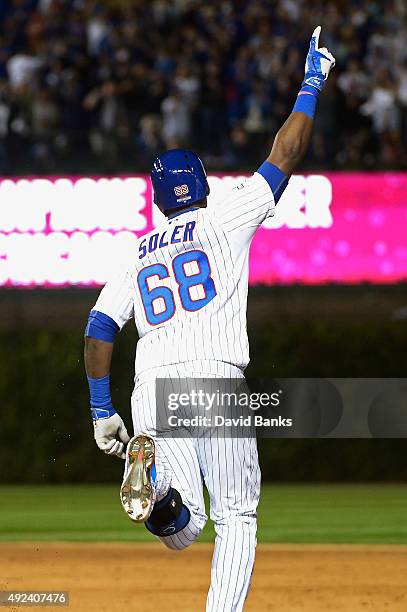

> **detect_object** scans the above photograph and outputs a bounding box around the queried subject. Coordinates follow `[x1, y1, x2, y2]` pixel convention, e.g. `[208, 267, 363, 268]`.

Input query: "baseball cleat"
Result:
[120, 434, 156, 522]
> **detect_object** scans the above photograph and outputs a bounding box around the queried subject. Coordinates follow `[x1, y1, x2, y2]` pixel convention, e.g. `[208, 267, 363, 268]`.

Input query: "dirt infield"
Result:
[1, 543, 406, 611]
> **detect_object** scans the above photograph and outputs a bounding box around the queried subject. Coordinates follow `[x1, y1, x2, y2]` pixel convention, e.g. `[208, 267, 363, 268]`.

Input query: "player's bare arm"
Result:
[268, 112, 314, 176]
[263, 27, 335, 196]
[84, 337, 113, 378]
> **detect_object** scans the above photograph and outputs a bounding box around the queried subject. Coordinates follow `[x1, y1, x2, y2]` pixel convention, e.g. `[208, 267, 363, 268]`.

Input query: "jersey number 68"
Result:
[137, 250, 217, 325]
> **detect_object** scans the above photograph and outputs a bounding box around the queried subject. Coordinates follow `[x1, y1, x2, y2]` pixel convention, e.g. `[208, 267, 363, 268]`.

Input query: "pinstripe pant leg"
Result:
[131, 378, 207, 550]
[198, 435, 261, 612]
[156, 436, 207, 551]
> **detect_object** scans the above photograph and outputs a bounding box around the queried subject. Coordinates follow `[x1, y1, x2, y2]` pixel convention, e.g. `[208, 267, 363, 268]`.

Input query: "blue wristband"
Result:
[87, 374, 116, 420]
[292, 85, 319, 119]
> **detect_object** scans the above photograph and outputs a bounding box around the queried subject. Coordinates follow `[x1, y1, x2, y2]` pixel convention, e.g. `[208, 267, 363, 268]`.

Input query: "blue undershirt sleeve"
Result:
[256, 161, 289, 203]
[85, 310, 119, 343]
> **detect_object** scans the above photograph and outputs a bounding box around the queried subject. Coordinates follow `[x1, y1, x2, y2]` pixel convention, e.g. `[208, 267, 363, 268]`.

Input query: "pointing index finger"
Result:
[311, 25, 321, 50]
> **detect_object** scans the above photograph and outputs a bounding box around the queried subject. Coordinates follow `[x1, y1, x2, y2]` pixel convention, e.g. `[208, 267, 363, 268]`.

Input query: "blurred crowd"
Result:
[0, 0, 406, 174]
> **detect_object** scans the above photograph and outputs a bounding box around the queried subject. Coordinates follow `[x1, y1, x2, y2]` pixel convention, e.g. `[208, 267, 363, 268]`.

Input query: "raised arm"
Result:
[260, 26, 335, 200]
[267, 112, 314, 177]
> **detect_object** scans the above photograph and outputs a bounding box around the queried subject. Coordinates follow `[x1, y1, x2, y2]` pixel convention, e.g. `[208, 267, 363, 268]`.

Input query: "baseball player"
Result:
[84, 28, 335, 611]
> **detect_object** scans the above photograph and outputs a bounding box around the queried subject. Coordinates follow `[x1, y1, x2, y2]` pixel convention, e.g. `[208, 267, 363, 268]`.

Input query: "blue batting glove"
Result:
[302, 26, 336, 91]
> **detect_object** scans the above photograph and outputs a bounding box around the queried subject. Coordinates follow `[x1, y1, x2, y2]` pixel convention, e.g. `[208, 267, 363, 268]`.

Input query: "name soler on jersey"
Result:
[167, 414, 293, 428]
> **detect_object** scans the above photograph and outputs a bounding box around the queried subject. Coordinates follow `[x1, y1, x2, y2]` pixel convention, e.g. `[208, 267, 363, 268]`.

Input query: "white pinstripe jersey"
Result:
[93, 172, 275, 375]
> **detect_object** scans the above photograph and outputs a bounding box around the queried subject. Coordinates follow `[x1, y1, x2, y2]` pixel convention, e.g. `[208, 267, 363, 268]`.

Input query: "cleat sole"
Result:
[120, 435, 155, 523]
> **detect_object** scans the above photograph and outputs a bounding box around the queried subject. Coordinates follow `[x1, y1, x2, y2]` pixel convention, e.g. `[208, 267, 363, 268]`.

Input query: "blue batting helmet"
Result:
[150, 149, 210, 213]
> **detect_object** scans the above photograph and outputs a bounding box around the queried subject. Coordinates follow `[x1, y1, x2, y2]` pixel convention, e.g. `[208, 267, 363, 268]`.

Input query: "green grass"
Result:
[0, 484, 406, 544]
